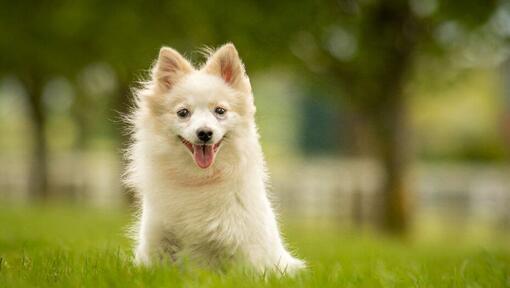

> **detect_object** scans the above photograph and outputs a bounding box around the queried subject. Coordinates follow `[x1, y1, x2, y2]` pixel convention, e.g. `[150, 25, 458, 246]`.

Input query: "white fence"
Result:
[1, 154, 509, 228]
[272, 158, 510, 228]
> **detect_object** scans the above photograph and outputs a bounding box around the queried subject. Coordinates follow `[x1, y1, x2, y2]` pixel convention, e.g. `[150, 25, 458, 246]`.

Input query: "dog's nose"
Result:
[197, 129, 213, 142]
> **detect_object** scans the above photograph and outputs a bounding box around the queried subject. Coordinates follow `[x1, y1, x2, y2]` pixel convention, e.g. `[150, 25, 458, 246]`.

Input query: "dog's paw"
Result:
[134, 246, 151, 266]
[275, 255, 306, 276]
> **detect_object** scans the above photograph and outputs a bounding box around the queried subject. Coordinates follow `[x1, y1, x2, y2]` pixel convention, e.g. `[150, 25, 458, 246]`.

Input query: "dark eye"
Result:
[177, 108, 190, 118]
[214, 107, 226, 116]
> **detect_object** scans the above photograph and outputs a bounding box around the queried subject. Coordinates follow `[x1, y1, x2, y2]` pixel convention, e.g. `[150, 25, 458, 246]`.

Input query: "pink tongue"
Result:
[193, 144, 215, 169]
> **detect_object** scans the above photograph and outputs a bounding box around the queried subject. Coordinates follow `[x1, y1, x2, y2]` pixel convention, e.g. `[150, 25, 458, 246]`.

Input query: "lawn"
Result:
[0, 204, 509, 287]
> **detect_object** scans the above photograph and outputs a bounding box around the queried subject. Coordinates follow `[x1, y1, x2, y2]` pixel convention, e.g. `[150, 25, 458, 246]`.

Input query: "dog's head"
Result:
[139, 43, 255, 170]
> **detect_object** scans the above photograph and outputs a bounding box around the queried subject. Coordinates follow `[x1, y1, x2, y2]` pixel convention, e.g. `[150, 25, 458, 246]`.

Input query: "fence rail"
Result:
[1, 154, 509, 229]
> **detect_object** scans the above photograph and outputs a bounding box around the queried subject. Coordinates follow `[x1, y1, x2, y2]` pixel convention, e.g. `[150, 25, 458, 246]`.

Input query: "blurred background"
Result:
[1, 0, 510, 241]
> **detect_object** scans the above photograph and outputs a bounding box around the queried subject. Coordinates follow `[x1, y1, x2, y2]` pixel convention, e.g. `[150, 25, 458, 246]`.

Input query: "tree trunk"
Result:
[374, 95, 411, 233]
[24, 74, 49, 200]
[361, 1, 418, 234]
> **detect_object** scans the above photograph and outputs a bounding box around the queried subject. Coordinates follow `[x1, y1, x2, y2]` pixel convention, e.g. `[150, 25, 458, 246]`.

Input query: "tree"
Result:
[0, 0, 505, 231]
[0, 1, 94, 199]
[287, 0, 502, 233]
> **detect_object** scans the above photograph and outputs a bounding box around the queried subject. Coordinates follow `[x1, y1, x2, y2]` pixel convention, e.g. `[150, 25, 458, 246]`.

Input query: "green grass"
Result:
[0, 204, 509, 287]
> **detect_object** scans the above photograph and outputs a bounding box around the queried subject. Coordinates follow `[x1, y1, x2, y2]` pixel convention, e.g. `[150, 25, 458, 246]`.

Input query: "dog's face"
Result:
[168, 73, 244, 169]
[142, 44, 254, 170]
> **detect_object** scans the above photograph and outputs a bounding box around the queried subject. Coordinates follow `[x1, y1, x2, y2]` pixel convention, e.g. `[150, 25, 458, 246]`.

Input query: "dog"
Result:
[125, 43, 305, 275]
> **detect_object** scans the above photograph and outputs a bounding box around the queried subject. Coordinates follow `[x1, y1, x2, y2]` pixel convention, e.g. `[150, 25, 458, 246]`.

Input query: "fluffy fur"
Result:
[125, 43, 305, 275]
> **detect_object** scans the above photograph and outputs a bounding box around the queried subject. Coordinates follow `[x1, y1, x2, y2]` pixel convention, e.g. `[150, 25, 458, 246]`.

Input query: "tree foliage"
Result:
[0, 0, 507, 231]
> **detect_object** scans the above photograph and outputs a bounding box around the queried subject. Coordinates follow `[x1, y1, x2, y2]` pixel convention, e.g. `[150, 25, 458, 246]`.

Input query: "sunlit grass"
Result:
[0, 203, 509, 287]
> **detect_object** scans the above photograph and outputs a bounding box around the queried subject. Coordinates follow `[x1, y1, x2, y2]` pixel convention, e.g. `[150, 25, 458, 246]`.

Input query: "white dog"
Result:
[125, 43, 305, 275]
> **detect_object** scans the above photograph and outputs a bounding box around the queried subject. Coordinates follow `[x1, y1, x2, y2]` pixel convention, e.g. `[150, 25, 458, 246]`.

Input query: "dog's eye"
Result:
[214, 107, 226, 117]
[177, 108, 190, 118]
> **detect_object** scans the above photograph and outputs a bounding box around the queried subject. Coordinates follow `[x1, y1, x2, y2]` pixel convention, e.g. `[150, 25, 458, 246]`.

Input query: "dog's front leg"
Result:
[239, 238, 306, 276]
[134, 208, 166, 266]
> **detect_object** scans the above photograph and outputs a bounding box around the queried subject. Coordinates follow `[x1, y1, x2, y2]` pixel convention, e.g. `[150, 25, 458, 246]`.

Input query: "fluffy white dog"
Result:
[125, 43, 305, 275]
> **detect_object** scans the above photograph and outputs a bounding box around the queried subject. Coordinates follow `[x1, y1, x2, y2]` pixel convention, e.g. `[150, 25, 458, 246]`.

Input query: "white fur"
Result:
[125, 44, 305, 275]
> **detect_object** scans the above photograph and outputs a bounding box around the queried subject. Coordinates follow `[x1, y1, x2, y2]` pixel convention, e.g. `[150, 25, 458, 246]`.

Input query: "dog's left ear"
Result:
[203, 43, 249, 91]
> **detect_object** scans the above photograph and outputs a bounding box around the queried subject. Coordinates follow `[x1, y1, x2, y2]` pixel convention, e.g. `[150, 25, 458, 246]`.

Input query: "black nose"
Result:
[197, 129, 213, 142]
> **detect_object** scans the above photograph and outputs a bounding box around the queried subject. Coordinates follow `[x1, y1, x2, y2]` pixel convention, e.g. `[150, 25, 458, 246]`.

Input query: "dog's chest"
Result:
[159, 185, 249, 249]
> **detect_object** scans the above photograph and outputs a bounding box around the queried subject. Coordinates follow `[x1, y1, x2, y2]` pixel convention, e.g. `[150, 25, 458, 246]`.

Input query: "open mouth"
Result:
[178, 136, 223, 169]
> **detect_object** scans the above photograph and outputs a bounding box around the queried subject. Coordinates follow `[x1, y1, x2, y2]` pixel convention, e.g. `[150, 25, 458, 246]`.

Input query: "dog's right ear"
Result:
[153, 47, 193, 91]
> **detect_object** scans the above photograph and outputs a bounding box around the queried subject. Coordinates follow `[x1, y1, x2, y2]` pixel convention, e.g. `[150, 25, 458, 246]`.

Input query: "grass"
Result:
[0, 204, 509, 287]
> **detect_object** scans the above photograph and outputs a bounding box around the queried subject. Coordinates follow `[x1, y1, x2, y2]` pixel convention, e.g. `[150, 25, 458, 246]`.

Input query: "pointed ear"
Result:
[153, 47, 193, 91]
[203, 43, 248, 90]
